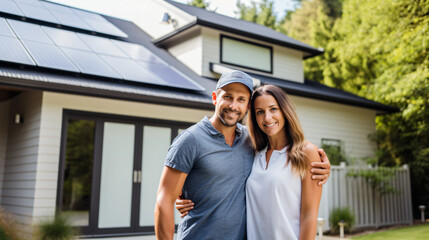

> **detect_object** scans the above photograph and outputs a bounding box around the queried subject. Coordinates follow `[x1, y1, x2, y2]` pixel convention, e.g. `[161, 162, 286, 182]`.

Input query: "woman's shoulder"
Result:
[302, 141, 319, 162]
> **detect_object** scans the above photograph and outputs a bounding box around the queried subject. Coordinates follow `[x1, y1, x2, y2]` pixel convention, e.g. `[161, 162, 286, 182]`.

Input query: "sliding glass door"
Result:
[57, 110, 190, 236]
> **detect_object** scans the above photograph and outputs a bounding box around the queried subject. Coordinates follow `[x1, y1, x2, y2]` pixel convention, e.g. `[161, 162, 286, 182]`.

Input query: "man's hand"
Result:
[310, 148, 331, 186]
[175, 198, 194, 217]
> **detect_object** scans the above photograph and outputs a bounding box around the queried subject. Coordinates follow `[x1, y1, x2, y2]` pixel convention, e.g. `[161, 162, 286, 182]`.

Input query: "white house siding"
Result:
[0, 100, 10, 200]
[167, 33, 204, 76]
[291, 95, 377, 160]
[31, 91, 213, 221]
[1, 91, 42, 232]
[200, 27, 304, 83]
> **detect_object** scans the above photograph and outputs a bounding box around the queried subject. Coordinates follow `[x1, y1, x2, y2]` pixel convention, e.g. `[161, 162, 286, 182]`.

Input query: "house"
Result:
[0, 0, 396, 238]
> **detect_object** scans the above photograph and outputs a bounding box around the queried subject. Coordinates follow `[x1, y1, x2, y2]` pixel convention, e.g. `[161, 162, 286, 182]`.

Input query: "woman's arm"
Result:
[299, 142, 323, 240]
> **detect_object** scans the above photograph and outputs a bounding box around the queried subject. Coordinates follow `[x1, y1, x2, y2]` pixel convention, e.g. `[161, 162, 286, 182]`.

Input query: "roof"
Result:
[156, 0, 324, 58]
[0, 1, 215, 110]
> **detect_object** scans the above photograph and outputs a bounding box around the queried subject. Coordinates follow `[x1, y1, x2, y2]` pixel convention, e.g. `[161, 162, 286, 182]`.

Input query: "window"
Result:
[220, 35, 272, 73]
[321, 138, 345, 165]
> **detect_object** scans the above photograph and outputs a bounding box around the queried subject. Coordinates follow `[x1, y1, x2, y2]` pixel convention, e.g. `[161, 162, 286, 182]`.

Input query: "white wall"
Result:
[0, 100, 11, 201]
[31, 91, 213, 221]
[292, 95, 377, 160]
[167, 32, 204, 75]
[1, 91, 42, 230]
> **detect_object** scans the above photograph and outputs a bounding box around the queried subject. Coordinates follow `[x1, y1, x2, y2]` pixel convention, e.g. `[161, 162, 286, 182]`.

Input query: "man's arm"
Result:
[155, 166, 188, 240]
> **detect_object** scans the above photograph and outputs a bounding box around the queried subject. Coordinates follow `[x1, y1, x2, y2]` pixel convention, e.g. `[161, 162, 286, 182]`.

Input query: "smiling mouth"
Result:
[264, 122, 277, 127]
[225, 109, 240, 117]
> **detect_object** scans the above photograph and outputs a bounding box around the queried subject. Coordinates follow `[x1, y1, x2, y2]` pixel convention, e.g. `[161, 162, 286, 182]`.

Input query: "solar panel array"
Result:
[0, 0, 128, 38]
[0, 17, 205, 91]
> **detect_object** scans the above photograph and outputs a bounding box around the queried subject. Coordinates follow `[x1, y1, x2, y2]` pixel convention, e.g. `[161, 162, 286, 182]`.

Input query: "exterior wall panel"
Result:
[292, 95, 377, 160]
[1, 91, 42, 230]
[168, 34, 204, 75]
[0, 101, 10, 200]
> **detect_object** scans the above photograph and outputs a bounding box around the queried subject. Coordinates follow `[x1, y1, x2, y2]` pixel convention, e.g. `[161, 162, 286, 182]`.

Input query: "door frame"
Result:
[56, 109, 192, 237]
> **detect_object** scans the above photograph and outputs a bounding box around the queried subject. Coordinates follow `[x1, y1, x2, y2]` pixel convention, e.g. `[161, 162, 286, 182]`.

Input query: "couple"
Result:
[155, 71, 329, 240]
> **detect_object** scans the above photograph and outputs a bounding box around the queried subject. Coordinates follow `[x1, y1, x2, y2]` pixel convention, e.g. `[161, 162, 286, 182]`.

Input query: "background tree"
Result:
[188, 0, 210, 9]
[236, 0, 277, 30]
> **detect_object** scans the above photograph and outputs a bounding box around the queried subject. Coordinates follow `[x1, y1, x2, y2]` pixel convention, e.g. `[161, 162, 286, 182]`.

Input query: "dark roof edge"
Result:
[0, 76, 214, 111]
[153, 20, 198, 46]
[153, 19, 323, 58]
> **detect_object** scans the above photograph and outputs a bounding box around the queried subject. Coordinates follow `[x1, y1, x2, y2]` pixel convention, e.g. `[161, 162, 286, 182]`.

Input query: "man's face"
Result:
[212, 83, 251, 127]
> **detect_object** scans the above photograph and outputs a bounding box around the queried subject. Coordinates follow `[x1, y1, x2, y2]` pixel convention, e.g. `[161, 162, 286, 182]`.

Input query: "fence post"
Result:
[403, 164, 414, 225]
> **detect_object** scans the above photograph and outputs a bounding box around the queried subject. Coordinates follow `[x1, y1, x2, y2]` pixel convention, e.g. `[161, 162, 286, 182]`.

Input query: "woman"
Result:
[246, 84, 322, 239]
[177, 84, 323, 239]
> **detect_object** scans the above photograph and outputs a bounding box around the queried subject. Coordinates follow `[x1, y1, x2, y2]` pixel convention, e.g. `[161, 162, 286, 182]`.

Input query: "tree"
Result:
[188, 0, 210, 9]
[236, 0, 277, 30]
[325, 0, 429, 218]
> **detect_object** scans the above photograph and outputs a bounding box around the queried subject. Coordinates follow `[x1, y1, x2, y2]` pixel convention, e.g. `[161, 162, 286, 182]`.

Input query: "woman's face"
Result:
[254, 94, 286, 138]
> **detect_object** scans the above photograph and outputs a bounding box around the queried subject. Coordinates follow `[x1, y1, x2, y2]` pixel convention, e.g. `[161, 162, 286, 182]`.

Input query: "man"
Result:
[154, 71, 330, 240]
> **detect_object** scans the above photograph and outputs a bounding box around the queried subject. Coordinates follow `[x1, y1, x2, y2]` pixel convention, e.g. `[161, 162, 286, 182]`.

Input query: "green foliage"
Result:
[321, 144, 346, 165]
[37, 214, 76, 240]
[188, 0, 210, 9]
[348, 166, 398, 196]
[236, 0, 277, 29]
[329, 207, 355, 234]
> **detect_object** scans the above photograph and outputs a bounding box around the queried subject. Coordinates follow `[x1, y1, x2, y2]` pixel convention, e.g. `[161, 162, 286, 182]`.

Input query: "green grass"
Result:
[351, 224, 429, 240]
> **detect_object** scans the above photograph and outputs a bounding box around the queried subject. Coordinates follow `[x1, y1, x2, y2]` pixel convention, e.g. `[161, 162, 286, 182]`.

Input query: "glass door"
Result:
[58, 111, 190, 236]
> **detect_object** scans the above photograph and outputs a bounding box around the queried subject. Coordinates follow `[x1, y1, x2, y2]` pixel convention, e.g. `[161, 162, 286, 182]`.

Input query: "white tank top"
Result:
[246, 146, 302, 240]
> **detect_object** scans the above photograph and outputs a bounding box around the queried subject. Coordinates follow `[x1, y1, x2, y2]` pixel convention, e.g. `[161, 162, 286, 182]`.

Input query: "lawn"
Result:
[351, 224, 429, 240]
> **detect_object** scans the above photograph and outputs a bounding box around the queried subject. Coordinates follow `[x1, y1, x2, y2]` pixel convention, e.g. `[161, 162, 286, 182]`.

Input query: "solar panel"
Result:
[0, 0, 24, 16]
[48, 10, 94, 31]
[61, 48, 121, 79]
[15, 1, 59, 23]
[21, 40, 79, 72]
[111, 40, 163, 63]
[72, 8, 128, 38]
[7, 19, 53, 44]
[138, 62, 204, 90]
[41, 1, 74, 14]
[43, 26, 91, 51]
[77, 34, 128, 58]
[14, 0, 44, 7]
[0, 35, 35, 65]
[0, 18, 16, 38]
[100, 55, 166, 85]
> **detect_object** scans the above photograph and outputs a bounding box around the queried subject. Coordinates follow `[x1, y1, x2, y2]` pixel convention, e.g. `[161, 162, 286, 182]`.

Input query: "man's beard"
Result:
[218, 109, 243, 127]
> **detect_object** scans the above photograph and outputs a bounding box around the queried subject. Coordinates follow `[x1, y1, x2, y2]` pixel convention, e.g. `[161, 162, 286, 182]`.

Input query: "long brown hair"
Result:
[248, 84, 308, 178]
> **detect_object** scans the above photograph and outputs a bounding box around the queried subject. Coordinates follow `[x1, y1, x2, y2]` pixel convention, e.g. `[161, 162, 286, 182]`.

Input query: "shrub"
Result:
[329, 207, 355, 234]
[36, 214, 76, 240]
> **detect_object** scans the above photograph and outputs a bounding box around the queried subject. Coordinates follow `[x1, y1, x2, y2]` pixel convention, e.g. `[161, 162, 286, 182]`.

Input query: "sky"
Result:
[50, 0, 296, 20]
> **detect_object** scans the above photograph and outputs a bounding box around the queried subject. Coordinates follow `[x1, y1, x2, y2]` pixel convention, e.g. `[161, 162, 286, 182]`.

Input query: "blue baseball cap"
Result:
[216, 70, 253, 95]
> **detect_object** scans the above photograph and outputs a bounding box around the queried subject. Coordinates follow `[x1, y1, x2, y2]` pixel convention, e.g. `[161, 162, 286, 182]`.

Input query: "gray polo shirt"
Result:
[165, 116, 254, 240]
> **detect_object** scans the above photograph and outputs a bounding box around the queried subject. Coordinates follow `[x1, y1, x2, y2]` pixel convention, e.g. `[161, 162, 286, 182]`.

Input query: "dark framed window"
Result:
[321, 138, 346, 165]
[220, 34, 273, 73]
[56, 109, 192, 237]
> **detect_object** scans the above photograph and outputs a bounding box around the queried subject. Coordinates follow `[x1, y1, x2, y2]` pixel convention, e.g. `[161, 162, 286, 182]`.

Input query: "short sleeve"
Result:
[165, 130, 198, 174]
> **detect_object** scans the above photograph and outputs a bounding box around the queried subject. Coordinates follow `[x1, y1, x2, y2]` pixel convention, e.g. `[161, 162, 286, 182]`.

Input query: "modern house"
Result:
[0, 0, 397, 238]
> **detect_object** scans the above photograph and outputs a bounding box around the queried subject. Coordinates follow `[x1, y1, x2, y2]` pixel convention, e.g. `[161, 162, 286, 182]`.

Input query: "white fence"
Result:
[318, 163, 413, 230]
